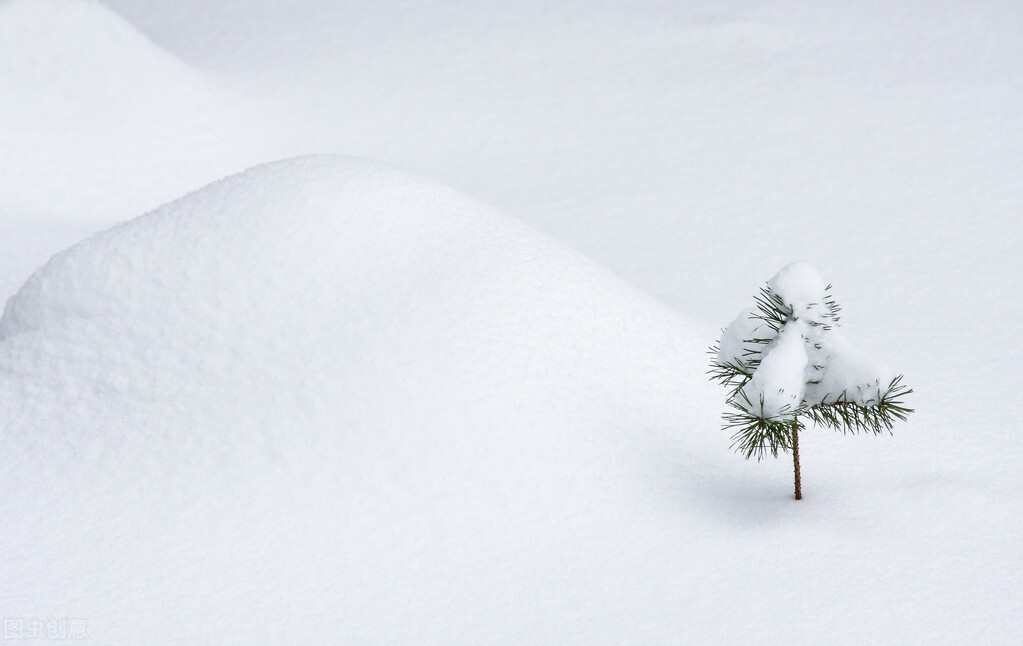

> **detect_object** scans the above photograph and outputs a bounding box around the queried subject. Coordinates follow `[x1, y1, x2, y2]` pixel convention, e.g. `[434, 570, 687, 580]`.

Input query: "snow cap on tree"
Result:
[709, 262, 912, 499]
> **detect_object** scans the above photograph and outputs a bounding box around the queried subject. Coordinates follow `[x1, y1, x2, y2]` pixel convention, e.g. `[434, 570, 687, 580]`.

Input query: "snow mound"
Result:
[0, 156, 715, 643]
[0, 0, 274, 222]
[0, 0, 194, 107]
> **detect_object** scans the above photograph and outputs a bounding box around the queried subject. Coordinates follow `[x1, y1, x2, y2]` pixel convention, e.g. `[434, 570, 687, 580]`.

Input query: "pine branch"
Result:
[802, 375, 913, 436]
[707, 337, 759, 399]
[822, 284, 841, 327]
[752, 287, 790, 333]
[722, 393, 799, 461]
[720, 375, 913, 460]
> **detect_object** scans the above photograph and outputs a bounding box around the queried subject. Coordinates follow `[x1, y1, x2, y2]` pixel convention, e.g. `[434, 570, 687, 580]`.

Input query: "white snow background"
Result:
[1, 0, 1021, 643]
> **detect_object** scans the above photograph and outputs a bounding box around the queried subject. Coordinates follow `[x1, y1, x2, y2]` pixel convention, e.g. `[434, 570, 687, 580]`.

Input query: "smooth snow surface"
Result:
[0, 0, 276, 222]
[2, 0, 1022, 643]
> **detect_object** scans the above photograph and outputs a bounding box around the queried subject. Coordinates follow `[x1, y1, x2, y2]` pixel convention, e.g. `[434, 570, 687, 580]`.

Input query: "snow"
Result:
[766, 261, 831, 324]
[740, 323, 808, 419]
[2, 0, 1022, 643]
[715, 306, 767, 370]
[0, 155, 720, 643]
[805, 333, 895, 407]
[0, 0, 278, 223]
[719, 262, 897, 419]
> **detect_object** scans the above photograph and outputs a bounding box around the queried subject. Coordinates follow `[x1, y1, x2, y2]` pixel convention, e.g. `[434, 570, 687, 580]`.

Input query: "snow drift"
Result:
[0, 0, 274, 222]
[0, 156, 716, 643]
[0, 0, 193, 104]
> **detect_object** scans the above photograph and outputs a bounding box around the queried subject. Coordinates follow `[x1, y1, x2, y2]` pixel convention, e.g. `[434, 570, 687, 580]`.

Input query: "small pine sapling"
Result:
[708, 262, 913, 500]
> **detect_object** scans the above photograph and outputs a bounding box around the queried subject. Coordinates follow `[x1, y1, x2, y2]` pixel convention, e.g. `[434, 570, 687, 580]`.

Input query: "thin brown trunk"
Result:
[792, 421, 802, 500]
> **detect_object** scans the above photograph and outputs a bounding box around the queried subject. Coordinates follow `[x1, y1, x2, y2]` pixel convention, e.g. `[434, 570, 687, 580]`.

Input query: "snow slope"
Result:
[0, 156, 719, 643]
[102, 0, 1023, 325]
[0, 0, 276, 223]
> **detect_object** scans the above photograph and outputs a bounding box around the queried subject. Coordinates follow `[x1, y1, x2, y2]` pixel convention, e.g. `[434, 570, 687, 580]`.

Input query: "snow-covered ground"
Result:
[1, 0, 1020, 643]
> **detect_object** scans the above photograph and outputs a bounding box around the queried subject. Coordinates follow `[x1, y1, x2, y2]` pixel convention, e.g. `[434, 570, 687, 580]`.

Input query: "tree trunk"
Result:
[792, 421, 802, 500]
